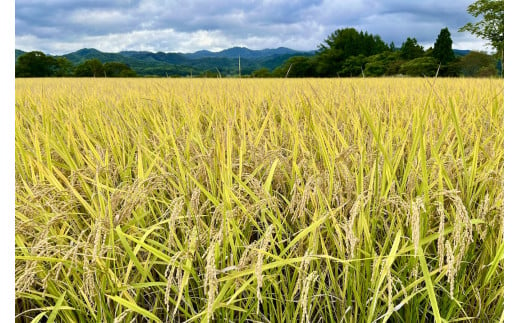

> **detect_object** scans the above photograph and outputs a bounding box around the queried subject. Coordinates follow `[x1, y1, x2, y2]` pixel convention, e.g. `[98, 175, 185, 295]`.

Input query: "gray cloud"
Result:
[15, 0, 490, 55]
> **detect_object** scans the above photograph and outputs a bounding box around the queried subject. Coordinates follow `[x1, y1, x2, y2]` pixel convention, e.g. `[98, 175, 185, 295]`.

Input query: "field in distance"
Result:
[15, 78, 503, 322]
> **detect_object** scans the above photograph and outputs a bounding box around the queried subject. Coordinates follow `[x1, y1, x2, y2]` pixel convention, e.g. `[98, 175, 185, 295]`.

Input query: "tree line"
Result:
[15, 52, 137, 77]
[251, 27, 499, 78]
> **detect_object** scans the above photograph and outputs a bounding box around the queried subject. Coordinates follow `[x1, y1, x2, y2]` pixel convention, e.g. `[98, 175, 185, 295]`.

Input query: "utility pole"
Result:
[238, 55, 241, 78]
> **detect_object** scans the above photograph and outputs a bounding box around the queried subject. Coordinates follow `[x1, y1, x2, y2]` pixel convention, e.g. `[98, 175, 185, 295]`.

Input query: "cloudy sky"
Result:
[15, 0, 490, 55]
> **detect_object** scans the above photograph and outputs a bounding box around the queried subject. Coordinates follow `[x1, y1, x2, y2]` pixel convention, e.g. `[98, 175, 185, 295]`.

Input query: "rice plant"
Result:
[15, 77, 503, 322]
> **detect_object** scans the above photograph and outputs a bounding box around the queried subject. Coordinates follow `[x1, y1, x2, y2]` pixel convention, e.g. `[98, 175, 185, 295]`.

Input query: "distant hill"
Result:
[14, 47, 473, 77]
[185, 47, 304, 59]
[63, 48, 134, 64]
[15, 47, 315, 76]
[15, 49, 26, 61]
[453, 49, 471, 57]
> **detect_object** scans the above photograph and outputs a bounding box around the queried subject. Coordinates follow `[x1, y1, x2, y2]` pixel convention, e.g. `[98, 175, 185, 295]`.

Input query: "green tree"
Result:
[385, 59, 406, 75]
[442, 58, 463, 77]
[364, 51, 401, 76]
[272, 56, 316, 77]
[432, 28, 455, 65]
[104, 62, 137, 77]
[15, 51, 58, 77]
[458, 51, 497, 76]
[399, 57, 439, 76]
[339, 55, 366, 77]
[53, 57, 74, 77]
[199, 70, 219, 78]
[400, 38, 424, 60]
[75, 59, 105, 77]
[459, 0, 504, 63]
[251, 68, 272, 78]
[316, 28, 389, 76]
[364, 61, 386, 76]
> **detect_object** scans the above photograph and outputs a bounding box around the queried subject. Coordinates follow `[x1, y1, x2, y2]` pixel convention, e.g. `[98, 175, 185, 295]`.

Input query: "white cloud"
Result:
[15, 0, 489, 54]
[16, 25, 330, 55]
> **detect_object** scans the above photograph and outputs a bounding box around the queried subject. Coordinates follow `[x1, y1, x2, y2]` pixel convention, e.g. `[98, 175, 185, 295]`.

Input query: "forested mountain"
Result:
[15, 47, 314, 77]
[185, 47, 303, 59]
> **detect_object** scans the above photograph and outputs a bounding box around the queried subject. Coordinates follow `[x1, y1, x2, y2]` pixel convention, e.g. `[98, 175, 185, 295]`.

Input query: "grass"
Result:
[15, 77, 503, 322]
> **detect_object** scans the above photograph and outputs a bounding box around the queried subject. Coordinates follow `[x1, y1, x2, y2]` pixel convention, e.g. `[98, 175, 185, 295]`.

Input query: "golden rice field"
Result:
[15, 78, 503, 322]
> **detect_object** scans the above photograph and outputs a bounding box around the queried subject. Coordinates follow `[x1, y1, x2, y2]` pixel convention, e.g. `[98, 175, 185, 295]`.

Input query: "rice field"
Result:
[15, 78, 503, 322]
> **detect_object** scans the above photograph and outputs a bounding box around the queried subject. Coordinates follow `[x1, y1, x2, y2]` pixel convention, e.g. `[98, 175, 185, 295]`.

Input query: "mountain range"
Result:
[15, 47, 315, 76]
[15, 47, 472, 77]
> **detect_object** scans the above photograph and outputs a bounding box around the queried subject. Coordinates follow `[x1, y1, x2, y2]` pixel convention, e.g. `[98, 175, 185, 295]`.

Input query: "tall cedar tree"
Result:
[432, 28, 455, 65]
